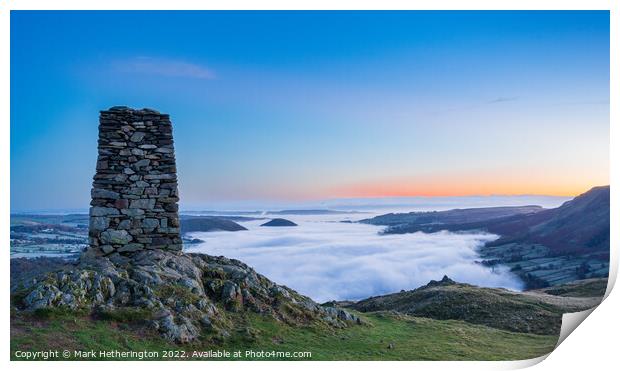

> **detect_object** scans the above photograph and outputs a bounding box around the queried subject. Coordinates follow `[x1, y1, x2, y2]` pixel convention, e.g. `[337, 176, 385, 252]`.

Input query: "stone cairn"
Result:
[89, 106, 182, 255]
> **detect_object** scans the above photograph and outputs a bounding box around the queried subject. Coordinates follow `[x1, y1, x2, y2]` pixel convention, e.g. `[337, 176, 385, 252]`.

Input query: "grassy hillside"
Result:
[532, 278, 608, 298]
[347, 276, 603, 335]
[11, 309, 557, 361]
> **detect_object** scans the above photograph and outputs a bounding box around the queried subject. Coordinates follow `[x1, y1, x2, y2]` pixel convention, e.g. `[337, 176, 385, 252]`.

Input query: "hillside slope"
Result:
[484, 186, 610, 255]
[10, 308, 558, 360]
[345, 276, 604, 335]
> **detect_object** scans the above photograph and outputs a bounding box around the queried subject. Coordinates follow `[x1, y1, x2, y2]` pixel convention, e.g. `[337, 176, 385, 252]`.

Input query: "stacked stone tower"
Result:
[89, 106, 182, 254]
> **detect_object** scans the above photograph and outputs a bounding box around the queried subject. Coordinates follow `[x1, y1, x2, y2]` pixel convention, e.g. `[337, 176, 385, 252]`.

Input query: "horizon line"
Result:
[9, 191, 585, 214]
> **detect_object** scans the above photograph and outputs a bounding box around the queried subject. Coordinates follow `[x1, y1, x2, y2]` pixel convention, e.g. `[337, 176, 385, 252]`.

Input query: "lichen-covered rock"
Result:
[322, 305, 364, 324]
[12, 250, 361, 343]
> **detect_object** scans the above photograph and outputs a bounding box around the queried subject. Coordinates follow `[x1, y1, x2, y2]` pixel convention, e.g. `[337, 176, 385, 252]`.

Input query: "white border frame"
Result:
[1, 2, 616, 370]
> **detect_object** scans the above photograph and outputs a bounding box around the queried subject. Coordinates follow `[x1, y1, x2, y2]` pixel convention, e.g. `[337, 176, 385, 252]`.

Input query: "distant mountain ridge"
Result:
[361, 205, 543, 230]
[361, 186, 610, 288]
[181, 209, 360, 216]
[362, 186, 609, 256]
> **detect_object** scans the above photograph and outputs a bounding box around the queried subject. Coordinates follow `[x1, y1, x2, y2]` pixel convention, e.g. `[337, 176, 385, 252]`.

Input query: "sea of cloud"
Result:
[186, 213, 524, 303]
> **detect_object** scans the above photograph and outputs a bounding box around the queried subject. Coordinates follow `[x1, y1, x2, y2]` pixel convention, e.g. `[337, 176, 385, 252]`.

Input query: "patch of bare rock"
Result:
[11, 250, 362, 343]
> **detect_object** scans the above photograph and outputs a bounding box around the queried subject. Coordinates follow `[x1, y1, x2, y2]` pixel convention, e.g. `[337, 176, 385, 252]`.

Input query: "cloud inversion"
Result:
[187, 215, 523, 302]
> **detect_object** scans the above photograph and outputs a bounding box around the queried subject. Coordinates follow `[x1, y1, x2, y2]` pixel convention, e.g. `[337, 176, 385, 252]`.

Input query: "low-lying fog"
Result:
[186, 213, 523, 302]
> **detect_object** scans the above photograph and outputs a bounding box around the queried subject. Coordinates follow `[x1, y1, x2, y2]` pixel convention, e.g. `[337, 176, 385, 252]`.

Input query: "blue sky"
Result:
[11, 11, 609, 211]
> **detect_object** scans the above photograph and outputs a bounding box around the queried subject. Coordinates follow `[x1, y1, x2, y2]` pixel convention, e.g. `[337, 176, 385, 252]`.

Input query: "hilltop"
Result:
[11, 259, 570, 360]
[342, 275, 604, 335]
[260, 218, 298, 227]
[179, 216, 248, 233]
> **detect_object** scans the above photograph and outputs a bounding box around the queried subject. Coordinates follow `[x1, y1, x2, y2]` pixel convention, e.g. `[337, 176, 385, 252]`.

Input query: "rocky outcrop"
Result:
[89, 107, 182, 255]
[12, 250, 362, 343]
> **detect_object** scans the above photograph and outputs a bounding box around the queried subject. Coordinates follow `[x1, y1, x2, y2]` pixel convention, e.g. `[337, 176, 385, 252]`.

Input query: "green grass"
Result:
[11, 312, 172, 360]
[225, 311, 557, 360]
[10, 310, 558, 361]
[95, 307, 154, 323]
[540, 279, 608, 298]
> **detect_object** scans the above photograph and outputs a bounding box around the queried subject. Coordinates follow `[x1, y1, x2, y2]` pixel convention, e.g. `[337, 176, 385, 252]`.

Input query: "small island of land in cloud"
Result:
[260, 218, 298, 227]
[9, 10, 609, 361]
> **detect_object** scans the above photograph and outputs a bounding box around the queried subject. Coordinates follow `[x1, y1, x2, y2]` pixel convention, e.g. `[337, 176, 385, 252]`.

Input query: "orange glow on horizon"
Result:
[326, 173, 608, 199]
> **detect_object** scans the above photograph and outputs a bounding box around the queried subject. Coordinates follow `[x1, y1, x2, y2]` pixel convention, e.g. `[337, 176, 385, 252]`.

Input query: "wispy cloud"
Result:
[428, 96, 520, 115]
[114, 57, 216, 80]
[486, 96, 519, 104]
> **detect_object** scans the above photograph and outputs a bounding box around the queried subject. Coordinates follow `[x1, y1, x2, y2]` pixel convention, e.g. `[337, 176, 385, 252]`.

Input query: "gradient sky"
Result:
[10, 11, 609, 211]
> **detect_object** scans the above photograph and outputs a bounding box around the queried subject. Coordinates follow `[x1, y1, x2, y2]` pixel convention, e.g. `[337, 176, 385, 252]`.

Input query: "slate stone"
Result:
[100, 245, 115, 254]
[121, 208, 145, 217]
[117, 220, 132, 230]
[96, 161, 108, 170]
[100, 229, 133, 245]
[90, 217, 109, 231]
[130, 132, 146, 142]
[90, 207, 120, 217]
[117, 243, 144, 253]
[142, 218, 160, 229]
[134, 159, 150, 168]
[130, 199, 155, 209]
[144, 174, 175, 180]
[145, 187, 158, 196]
[91, 188, 120, 200]
[114, 199, 129, 209]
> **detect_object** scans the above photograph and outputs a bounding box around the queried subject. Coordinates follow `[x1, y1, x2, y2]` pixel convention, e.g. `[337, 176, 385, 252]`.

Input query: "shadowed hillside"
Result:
[361, 205, 543, 230]
[362, 186, 610, 288]
[484, 186, 610, 256]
